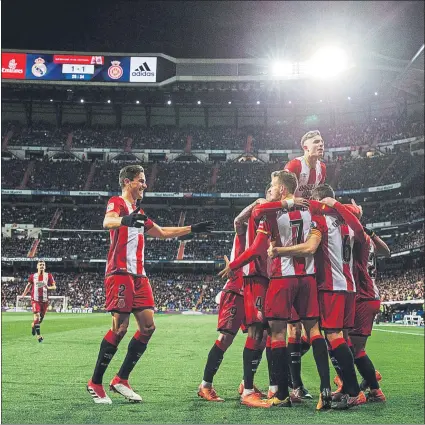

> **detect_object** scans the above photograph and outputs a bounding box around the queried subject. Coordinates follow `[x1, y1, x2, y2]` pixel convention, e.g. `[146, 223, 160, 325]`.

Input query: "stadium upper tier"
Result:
[2, 196, 424, 231]
[2, 151, 423, 192]
[2, 117, 423, 150]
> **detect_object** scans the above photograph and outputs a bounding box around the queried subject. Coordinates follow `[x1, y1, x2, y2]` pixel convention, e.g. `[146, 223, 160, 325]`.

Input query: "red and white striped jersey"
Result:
[284, 156, 326, 199]
[223, 232, 247, 295]
[313, 214, 356, 292]
[353, 235, 380, 300]
[28, 272, 55, 302]
[105, 196, 155, 277]
[270, 209, 316, 277]
[243, 207, 272, 279]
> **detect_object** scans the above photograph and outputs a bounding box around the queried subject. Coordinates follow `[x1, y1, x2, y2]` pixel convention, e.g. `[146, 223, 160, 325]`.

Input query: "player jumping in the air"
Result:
[283, 130, 326, 399]
[22, 261, 56, 343]
[87, 165, 214, 404]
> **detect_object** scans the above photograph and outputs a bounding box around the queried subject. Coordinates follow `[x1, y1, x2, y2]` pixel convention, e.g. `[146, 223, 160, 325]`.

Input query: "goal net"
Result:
[15, 296, 68, 312]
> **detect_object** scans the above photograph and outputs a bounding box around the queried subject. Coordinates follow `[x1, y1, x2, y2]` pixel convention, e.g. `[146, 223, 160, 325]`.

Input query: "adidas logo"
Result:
[132, 62, 155, 77]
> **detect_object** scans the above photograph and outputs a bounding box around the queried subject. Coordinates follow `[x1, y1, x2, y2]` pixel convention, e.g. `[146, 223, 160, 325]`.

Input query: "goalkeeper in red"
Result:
[22, 261, 56, 343]
[87, 165, 214, 404]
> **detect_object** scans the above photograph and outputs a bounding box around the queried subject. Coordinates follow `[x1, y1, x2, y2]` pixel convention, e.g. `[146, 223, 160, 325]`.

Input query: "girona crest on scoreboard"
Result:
[107, 61, 123, 80]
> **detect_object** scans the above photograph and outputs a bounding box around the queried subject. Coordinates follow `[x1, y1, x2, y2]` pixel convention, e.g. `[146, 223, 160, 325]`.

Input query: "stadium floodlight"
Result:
[375, 92, 378, 96]
[271, 61, 293, 77]
[80, 99, 84, 103]
[107, 99, 111, 104]
[256, 100, 260, 105]
[319, 99, 323, 103]
[228, 101, 232, 104]
[197, 100, 201, 105]
[167, 100, 172, 105]
[136, 100, 140, 104]
[348, 96, 351, 100]
[307, 46, 349, 79]
[49, 99, 53, 102]
[288, 100, 292, 104]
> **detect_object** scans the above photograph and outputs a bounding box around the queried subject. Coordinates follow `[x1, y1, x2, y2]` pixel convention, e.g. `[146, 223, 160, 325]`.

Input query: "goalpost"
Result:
[15, 296, 68, 312]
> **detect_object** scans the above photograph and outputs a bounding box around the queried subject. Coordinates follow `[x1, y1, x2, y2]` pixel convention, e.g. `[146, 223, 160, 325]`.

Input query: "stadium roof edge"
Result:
[1, 49, 177, 63]
[1, 49, 274, 64]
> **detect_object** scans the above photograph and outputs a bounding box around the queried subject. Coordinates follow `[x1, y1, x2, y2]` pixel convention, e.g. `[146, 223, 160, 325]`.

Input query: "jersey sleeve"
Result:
[48, 274, 56, 286]
[252, 202, 283, 222]
[256, 214, 272, 237]
[320, 162, 326, 183]
[310, 215, 326, 238]
[106, 196, 124, 215]
[284, 159, 302, 177]
[140, 208, 155, 231]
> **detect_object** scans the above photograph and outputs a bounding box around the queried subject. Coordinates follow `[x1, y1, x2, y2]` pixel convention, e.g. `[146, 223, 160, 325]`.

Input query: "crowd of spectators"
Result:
[2, 150, 423, 193]
[3, 195, 423, 232]
[1, 235, 33, 257]
[388, 227, 425, 253]
[1, 271, 223, 311]
[379, 268, 424, 302]
[2, 263, 422, 310]
[361, 198, 424, 225]
[4, 117, 423, 150]
[2, 224, 423, 261]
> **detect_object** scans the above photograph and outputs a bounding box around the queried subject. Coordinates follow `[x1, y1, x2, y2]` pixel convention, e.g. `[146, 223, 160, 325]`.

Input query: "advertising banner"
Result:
[1, 52, 26, 79]
[129, 57, 157, 82]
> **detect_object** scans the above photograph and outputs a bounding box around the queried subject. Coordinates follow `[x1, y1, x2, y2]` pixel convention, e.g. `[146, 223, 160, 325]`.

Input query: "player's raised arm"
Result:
[321, 197, 366, 243]
[147, 221, 215, 239]
[234, 199, 260, 234]
[218, 230, 270, 280]
[364, 227, 391, 257]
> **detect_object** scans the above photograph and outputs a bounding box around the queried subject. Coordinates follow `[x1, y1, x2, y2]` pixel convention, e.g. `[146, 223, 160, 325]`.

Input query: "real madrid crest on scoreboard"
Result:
[1, 51, 176, 84]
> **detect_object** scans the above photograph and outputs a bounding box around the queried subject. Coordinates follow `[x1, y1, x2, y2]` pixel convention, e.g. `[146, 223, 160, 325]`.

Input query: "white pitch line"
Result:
[373, 328, 424, 336]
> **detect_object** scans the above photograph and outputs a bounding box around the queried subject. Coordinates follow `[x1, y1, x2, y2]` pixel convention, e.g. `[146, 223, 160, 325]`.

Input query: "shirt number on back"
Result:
[290, 219, 303, 245]
[342, 235, 352, 263]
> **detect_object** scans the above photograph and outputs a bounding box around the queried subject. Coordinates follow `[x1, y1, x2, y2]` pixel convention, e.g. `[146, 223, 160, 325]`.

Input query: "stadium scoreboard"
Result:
[1, 51, 176, 84]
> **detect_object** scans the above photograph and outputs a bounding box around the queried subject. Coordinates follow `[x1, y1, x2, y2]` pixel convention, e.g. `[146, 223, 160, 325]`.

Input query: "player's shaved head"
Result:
[311, 184, 335, 200]
[271, 170, 298, 194]
[119, 165, 145, 188]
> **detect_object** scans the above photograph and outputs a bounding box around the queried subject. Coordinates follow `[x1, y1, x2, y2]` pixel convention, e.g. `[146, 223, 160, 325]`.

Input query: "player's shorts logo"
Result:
[117, 298, 126, 309]
[31, 58, 47, 77]
[107, 61, 123, 80]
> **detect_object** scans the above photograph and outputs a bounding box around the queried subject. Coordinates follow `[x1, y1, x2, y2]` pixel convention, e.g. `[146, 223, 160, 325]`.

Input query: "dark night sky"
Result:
[2, 1, 424, 60]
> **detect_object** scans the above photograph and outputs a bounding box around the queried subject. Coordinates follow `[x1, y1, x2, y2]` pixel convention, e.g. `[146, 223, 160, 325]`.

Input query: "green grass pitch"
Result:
[1, 313, 424, 424]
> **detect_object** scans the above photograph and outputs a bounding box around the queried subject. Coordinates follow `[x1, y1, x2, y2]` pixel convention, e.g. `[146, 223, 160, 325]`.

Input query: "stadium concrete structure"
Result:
[1, 49, 424, 317]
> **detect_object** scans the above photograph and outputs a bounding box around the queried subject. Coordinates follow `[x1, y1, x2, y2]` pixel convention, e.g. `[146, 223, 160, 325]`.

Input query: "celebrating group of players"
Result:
[197, 130, 390, 410]
[22, 129, 389, 410]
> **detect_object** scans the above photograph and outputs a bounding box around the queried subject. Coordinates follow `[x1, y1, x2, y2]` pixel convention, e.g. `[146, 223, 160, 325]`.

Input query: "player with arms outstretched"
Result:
[87, 165, 214, 404]
[22, 261, 56, 343]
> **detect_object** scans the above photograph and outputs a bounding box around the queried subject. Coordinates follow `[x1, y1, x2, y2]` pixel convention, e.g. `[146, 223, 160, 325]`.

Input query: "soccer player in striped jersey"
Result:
[22, 261, 56, 343]
[283, 130, 326, 397]
[198, 191, 274, 402]
[270, 184, 367, 409]
[333, 226, 389, 402]
[284, 130, 326, 199]
[87, 165, 214, 404]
